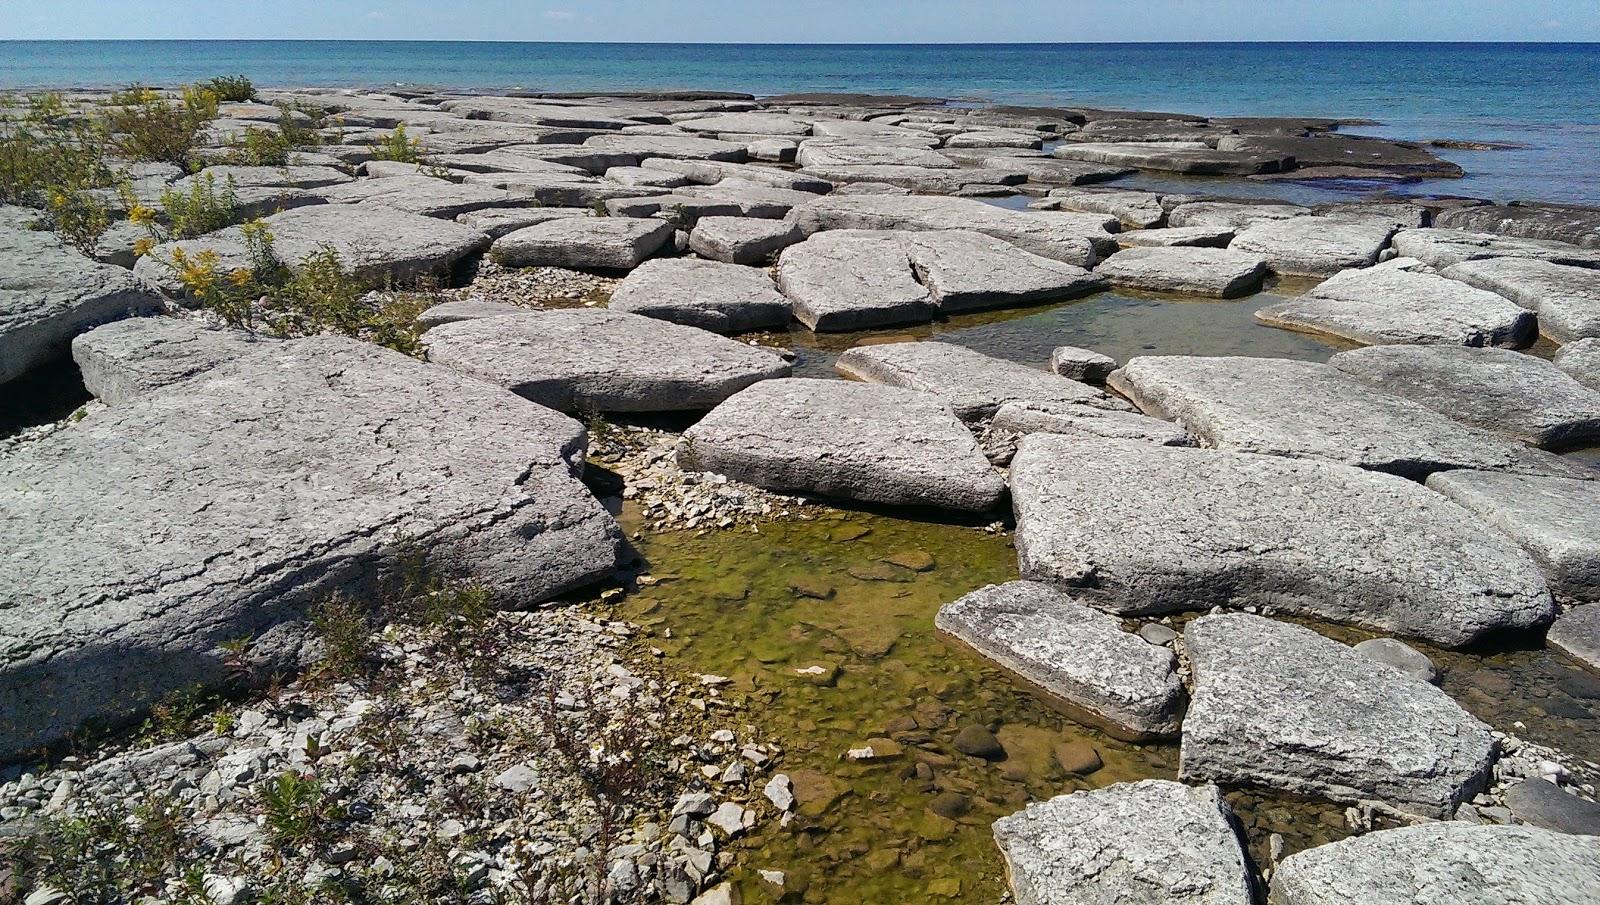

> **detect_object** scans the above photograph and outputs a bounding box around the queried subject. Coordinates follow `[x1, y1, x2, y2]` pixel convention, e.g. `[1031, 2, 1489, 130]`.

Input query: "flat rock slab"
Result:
[1441, 257, 1600, 342]
[319, 174, 534, 218]
[937, 582, 1184, 739]
[792, 195, 1115, 266]
[798, 163, 1027, 194]
[134, 205, 489, 298]
[1390, 228, 1600, 270]
[1096, 246, 1268, 298]
[688, 216, 804, 264]
[608, 258, 791, 334]
[794, 142, 957, 169]
[1054, 142, 1292, 176]
[1256, 266, 1536, 348]
[678, 180, 818, 218]
[1556, 338, 1600, 391]
[776, 230, 932, 331]
[836, 341, 1123, 421]
[424, 308, 790, 413]
[983, 156, 1135, 185]
[70, 317, 271, 405]
[1549, 604, 1600, 672]
[179, 164, 352, 190]
[1181, 614, 1496, 817]
[1230, 215, 1398, 276]
[1115, 225, 1235, 248]
[900, 229, 1107, 313]
[1218, 133, 1462, 177]
[1504, 779, 1600, 835]
[582, 133, 749, 162]
[491, 217, 676, 270]
[992, 399, 1194, 447]
[1168, 201, 1309, 230]
[1041, 188, 1165, 228]
[602, 194, 743, 223]
[1268, 823, 1600, 904]
[1, 218, 161, 384]
[680, 113, 811, 137]
[1435, 203, 1600, 249]
[1426, 470, 1600, 603]
[640, 159, 834, 194]
[1330, 345, 1600, 449]
[0, 336, 619, 760]
[415, 299, 527, 330]
[1109, 355, 1581, 480]
[1010, 434, 1553, 646]
[455, 207, 588, 240]
[992, 780, 1252, 905]
[681, 378, 1005, 512]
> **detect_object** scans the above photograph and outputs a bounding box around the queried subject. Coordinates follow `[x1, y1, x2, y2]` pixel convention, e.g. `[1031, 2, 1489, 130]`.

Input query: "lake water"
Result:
[2, 40, 1599, 202]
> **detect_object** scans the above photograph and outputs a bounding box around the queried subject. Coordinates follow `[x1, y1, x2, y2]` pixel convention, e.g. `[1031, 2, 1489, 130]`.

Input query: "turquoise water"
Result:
[2, 41, 1598, 202]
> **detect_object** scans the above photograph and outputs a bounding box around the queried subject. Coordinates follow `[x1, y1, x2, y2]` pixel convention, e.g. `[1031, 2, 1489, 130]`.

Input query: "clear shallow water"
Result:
[2, 41, 1598, 202]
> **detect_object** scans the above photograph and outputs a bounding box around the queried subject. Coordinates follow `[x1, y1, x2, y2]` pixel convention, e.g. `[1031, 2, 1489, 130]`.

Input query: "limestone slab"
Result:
[1256, 265, 1536, 348]
[775, 230, 932, 331]
[835, 341, 1121, 421]
[608, 258, 791, 334]
[1426, 469, 1600, 602]
[688, 216, 804, 265]
[1441, 257, 1600, 342]
[490, 217, 675, 270]
[1096, 246, 1268, 298]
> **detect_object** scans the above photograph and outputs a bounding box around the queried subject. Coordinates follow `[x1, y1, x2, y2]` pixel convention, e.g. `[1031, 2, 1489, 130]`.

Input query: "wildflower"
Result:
[132, 237, 155, 258]
[128, 204, 157, 225]
[228, 268, 253, 287]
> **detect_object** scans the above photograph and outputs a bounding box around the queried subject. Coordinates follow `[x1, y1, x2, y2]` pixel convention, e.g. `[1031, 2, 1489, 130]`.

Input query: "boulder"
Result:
[1096, 246, 1268, 298]
[898, 230, 1107, 313]
[1167, 201, 1308, 230]
[1010, 434, 1554, 646]
[1255, 265, 1536, 348]
[0, 336, 619, 761]
[1352, 637, 1438, 684]
[688, 216, 804, 265]
[936, 581, 1184, 739]
[1330, 345, 1600, 449]
[992, 780, 1252, 905]
[836, 341, 1123, 421]
[1230, 215, 1399, 275]
[1548, 604, 1600, 672]
[775, 230, 932, 331]
[424, 308, 790, 412]
[791, 194, 1116, 266]
[1267, 823, 1600, 904]
[1108, 355, 1581, 480]
[1435, 202, 1600, 249]
[1556, 338, 1600, 391]
[133, 205, 489, 298]
[1389, 228, 1600, 270]
[1052, 142, 1293, 176]
[1440, 257, 1600, 342]
[1182, 614, 1496, 817]
[318, 174, 535, 218]
[70, 317, 268, 405]
[1049, 345, 1117, 382]
[991, 400, 1193, 447]
[608, 258, 791, 334]
[680, 378, 1005, 512]
[490, 217, 676, 270]
[1, 219, 161, 384]
[1426, 470, 1600, 602]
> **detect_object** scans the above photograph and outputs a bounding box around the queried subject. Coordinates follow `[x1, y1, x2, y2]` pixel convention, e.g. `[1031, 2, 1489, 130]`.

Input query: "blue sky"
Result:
[2, 1, 1596, 42]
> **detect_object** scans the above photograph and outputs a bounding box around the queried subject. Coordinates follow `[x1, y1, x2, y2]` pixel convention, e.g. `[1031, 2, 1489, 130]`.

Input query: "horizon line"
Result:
[3, 37, 1600, 45]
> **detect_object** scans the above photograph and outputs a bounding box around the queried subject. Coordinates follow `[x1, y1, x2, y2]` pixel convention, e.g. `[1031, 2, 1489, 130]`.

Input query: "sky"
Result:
[1, 0, 1597, 42]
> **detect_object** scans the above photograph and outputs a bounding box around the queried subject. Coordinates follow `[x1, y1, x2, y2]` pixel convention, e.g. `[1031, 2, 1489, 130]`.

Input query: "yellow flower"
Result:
[133, 237, 155, 258]
[228, 269, 253, 287]
[128, 204, 157, 226]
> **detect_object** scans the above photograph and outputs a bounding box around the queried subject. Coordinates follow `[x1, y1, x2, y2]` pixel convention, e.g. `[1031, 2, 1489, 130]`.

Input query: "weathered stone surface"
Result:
[177, 164, 352, 191]
[415, 299, 526, 330]
[1042, 188, 1164, 228]
[679, 113, 811, 137]
[1109, 355, 1581, 479]
[798, 163, 1025, 194]
[1096, 246, 1268, 298]
[1556, 338, 1600, 391]
[454, 207, 587, 239]
[424, 308, 789, 412]
[992, 780, 1252, 905]
[1352, 638, 1438, 684]
[1167, 201, 1308, 230]
[992, 400, 1193, 447]
[70, 317, 269, 405]
[681, 378, 1005, 512]
[1267, 823, 1600, 904]
[677, 179, 817, 218]
[1548, 604, 1600, 672]
[1218, 133, 1463, 177]
[836, 341, 1121, 421]
[1256, 265, 1536, 348]
[1440, 257, 1600, 342]
[794, 142, 956, 170]
[688, 216, 804, 264]
[0, 336, 619, 760]
[583, 133, 749, 164]
[318, 174, 534, 218]
[1049, 345, 1117, 382]
[460, 171, 660, 207]
[608, 258, 790, 334]
[1182, 614, 1496, 817]
[1435, 203, 1600, 249]
[431, 149, 606, 176]
[491, 217, 675, 270]
[1504, 779, 1600, 835]
[1054, 142, 1292, 175]
[639, 159, 833, 194]
[1330, 345, 1600, 449]
[1, 219, 161, 384]
[1231, 215, 1399, 275]
[775, 230, 932, 331]
[604, 165, 692, 188]
[602, 194, 743, 223]
[899, 230, 1107, 313]
[945, 128, 1044, 150]
[937, 582, 1184, 739]
[1426, 470, 1600, 602]
[1115, 225, 1235, 248]
[982, 156, 1134, 185]
[1390, 228, 1600, 270]
[792, 194, 1115, 266]
[1010, 434, 1554, 645]
[134, 205, 489, 298]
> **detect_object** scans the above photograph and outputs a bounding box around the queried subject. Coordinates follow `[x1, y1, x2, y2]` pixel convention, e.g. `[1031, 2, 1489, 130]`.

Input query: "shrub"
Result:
[258, 770, 343, 847]
[17, 795, 188, 903]
[371, 122, 422, 163]
[156, 171, 242, 238]
[107, 85, 218, 166]
[204, 74, 255, 103]
[310, 593, 374, 677]
[0, 94, 115, 250]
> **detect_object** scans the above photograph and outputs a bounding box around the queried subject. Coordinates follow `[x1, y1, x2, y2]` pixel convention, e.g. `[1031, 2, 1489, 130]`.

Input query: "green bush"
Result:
[107, 85, 218, 166]
[0, 94, 116, 250]
[370, 122, 422, 163]
[157, 171, 242, 238]
[16, 795, 188, 903]
[258, 770, 343, 847]
[204, 74, 254, 103]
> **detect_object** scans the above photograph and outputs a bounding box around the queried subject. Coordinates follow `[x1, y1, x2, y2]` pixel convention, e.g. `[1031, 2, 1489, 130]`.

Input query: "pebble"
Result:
[952, 725, 1006, 760]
